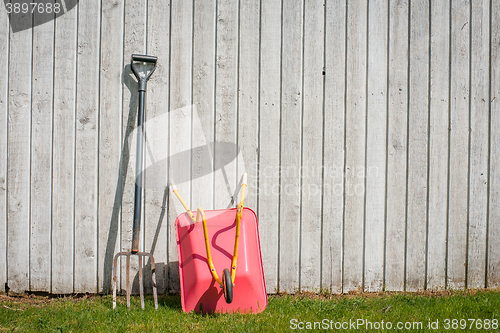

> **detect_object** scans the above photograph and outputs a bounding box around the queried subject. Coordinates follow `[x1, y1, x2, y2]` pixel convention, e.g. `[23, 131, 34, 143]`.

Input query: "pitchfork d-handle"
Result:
[131, 54, 157, 254]
[131, 54, 157, 92]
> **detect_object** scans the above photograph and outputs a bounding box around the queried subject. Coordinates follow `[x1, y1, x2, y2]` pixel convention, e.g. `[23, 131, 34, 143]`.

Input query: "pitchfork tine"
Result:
[150, 255, 158, 310]
[126, 254, 131, 309]
[112, 253, 119, 309]
[139, 255, 144, 310]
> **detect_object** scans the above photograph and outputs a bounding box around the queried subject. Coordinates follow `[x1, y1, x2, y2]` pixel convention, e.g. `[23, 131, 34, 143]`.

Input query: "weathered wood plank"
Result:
[120, 0, 147, 294]
[192, 0, 216, 211]
[237, 0, 259, 211]
[467, 0, 490, 289]
[426, 0, 450, 290]
[52, 5, 78, 294]
[364, 0, 388, 292]
[300, 0, 324, 292]
[98, 0, 124, 294]
[343, 0, 367, 292]
[488, 0, 500, 288]
[168, 0, 193, 293]
[322, 0, 346, 294]
[168, 103, 192, 294]
[385, 0, 409, 292]
[405, 0, 429, 292]
[74, 0, 100, 294]
[7, 7, 32, 294]
[30, 8, 54, 292]
[279, 0, 303, 293]
[214, 0, 239, 209]
[0, 4, 7, 292]
[447, 0, 469, 290]
[144, 0, 171, 295]
[258, 0, 281, 294]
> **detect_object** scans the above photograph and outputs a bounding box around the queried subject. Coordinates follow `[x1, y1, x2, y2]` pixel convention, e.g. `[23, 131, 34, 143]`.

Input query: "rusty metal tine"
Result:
[142, 252, 158, 310]
[150, 255, 158, 310]
[139, 254, 144, 310]
[126, 253, 131, 309]
[112, 253, 119, 309]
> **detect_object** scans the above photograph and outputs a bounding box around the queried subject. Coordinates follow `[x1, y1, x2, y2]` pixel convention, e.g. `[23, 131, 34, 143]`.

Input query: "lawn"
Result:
[1, 289, 500, 332]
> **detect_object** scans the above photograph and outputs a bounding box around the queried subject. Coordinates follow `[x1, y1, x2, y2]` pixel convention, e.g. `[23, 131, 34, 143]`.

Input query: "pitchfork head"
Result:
[112, 251, 158, 310]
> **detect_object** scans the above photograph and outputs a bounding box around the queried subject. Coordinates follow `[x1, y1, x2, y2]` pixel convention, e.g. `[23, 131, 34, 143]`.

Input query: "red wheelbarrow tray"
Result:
[175, 207, 267, 314]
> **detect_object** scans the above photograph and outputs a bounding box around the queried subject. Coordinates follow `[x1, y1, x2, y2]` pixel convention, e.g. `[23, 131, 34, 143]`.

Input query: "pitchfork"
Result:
[112, 54, 159, 310]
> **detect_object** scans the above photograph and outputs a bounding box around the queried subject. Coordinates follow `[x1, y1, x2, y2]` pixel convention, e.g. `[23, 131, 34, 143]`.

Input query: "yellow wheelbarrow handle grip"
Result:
[170, 180, 195, 222]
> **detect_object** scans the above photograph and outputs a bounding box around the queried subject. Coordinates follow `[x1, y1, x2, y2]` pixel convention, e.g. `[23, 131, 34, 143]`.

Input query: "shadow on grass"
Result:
[156, 294, 223, 317]
[157, 294, 183, 310]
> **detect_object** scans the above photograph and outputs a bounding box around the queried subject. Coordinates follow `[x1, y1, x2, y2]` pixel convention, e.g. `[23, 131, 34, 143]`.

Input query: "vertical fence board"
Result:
[279, 0, 303, 293]
[168, 0, 193, 293]
[120, 0, 147, 294]
[467, 0, 490, 289]
[30, 9, 54, 292]
[447, 0, 469, 290]
[343, 0, 367, 293]
[0, 5, 8, 293]
[238, 0, 260, 210]
[300, 0, 324, 292]
[192, 0, 215, 211]
[405, 0, 429, 292]
[364, 0, 388, 292]
[385, 0, 409, 292]
[7, 9, 32, 294]
[98, 0, 125, 294]
[258, 0, 281, 293]
[488, 0, 500, 288]
[74, 0, 100, 294]
[214, 0, 239, 209]
[427, 0, 450, 290]
[144, 0, 171, 295]
[52, 7, 77, 294]
[168, 103, 191, 294]
[322, 0, 346, 293]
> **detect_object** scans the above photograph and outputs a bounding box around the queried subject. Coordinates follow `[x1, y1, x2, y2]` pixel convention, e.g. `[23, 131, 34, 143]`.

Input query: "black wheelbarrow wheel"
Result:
[223, 268, 233, 304]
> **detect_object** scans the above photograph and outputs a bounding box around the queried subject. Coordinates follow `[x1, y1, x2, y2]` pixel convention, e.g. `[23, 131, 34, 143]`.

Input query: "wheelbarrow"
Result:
[170, 174, 267, 314]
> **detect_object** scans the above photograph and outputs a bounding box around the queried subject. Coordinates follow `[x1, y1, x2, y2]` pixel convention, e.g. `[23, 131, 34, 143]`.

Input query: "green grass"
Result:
[1, 290, 500, 332]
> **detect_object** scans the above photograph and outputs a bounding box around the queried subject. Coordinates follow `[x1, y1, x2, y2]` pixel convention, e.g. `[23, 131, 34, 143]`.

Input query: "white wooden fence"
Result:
[1, 0, 500, 295]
